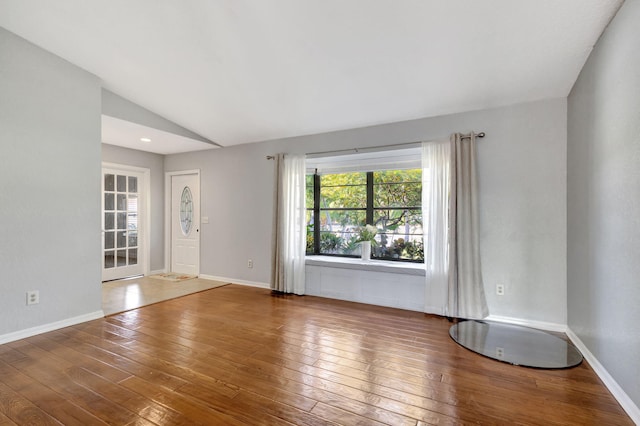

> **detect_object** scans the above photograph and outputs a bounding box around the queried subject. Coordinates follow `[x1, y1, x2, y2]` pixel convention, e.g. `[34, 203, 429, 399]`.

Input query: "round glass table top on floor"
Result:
[449, 320, 583, 369]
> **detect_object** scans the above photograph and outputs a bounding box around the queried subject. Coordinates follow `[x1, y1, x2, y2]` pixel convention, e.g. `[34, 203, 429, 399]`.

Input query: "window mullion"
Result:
[313, 173, 321, 254]
[366, 172, 374, 225]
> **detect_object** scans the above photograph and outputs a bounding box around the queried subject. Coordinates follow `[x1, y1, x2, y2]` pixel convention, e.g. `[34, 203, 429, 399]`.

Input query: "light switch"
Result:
[202, 216, 209, 224]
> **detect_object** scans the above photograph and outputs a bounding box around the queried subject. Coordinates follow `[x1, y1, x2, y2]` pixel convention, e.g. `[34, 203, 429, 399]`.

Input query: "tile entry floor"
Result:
[102, 275, 229, 316]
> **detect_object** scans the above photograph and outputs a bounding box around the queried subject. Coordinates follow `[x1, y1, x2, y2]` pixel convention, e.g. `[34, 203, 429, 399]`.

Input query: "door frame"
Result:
[164, 169, 201, 275]
[102, 162, 151, 279]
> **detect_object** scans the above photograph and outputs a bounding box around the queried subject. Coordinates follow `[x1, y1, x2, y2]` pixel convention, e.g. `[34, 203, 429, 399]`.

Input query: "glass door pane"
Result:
[102, 168, 144, 281]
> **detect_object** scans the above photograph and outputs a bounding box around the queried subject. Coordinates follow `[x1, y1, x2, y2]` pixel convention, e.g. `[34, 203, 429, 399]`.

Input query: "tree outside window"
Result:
[306, 169, 423, 262]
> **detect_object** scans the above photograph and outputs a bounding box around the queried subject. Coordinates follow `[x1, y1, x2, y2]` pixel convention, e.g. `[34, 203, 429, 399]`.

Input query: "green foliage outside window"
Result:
[306, 169, 423, 262]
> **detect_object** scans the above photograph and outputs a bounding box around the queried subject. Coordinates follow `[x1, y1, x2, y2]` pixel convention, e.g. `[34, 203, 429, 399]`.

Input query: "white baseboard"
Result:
[148, 269, 166, 275]
[566, 327, 640, 424]
[0, 310, 105, 345]
[485, 314, 567, 333]
[198, 274, 270, 289]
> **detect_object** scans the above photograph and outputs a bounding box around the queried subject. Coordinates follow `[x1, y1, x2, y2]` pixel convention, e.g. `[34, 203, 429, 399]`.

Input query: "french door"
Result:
[102, 165, 147, 281]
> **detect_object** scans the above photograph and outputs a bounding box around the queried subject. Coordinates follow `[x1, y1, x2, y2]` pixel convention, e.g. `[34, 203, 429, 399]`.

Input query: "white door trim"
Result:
[165, 169, 201, 275]
[102, 162, 151, 277]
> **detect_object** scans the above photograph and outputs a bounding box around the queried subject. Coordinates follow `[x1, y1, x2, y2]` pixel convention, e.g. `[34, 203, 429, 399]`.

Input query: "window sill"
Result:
[305, 256, 425, 276]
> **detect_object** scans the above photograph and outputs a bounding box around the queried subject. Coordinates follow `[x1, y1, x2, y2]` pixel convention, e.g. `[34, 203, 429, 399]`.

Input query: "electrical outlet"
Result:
[26, 290, 39, 305]
[496, 347, 505, 359]
[247, 259, 253, 268]
[496, 284, 505, 296]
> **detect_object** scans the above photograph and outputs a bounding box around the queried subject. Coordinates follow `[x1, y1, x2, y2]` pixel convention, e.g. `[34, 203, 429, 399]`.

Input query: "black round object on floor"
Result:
[449, 320, 583, 369]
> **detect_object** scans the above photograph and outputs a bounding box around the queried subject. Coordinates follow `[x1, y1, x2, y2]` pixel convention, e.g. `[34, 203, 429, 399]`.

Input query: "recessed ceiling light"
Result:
[140, 137, 151, 142]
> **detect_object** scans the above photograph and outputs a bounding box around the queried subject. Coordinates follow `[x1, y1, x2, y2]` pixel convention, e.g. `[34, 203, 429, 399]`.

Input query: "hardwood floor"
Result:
[102, 276, 229, 315]
[0, 285, 632, 425]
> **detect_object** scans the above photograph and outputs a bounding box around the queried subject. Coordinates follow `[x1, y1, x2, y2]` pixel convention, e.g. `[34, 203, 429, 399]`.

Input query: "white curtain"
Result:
[422, 134, 489, 319]
[271, 153, 306, 295]
[422, 140, 451, 315]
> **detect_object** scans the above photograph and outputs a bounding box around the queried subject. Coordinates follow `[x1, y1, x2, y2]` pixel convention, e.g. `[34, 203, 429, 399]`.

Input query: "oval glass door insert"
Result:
[180, 186, 193, 235]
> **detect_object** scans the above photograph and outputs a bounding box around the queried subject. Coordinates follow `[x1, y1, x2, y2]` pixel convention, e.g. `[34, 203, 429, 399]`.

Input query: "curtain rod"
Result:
[265, 131, 485, 159]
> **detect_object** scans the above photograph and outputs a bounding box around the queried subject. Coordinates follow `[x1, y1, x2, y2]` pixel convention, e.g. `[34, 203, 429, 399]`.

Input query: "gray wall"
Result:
[0, 28, 102, 335]
[567, 0, 640, 408]
[166, 97, 568, 324]
[101, 144, 165, 272]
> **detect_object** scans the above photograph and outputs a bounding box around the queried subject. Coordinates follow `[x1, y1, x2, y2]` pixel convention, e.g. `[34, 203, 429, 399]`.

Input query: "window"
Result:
[306, 165, 423, 262]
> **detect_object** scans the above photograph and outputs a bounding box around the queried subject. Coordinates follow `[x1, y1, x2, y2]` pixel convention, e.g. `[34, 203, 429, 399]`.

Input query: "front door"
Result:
[171, 173, 200, 275]
[102, 167, 146, 281]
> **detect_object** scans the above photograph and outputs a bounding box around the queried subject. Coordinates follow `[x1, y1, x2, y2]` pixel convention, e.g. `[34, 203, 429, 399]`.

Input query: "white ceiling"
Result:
[0, 0, 623, 148]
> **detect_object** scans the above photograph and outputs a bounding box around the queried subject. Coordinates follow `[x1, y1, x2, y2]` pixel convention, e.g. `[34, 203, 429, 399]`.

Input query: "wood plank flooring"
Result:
[0, 285, 633, 425]
[102, 276, 229, 315]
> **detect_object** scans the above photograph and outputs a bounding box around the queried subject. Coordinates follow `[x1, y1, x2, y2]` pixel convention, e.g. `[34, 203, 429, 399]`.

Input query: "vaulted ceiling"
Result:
[0, 0, 623, 149]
